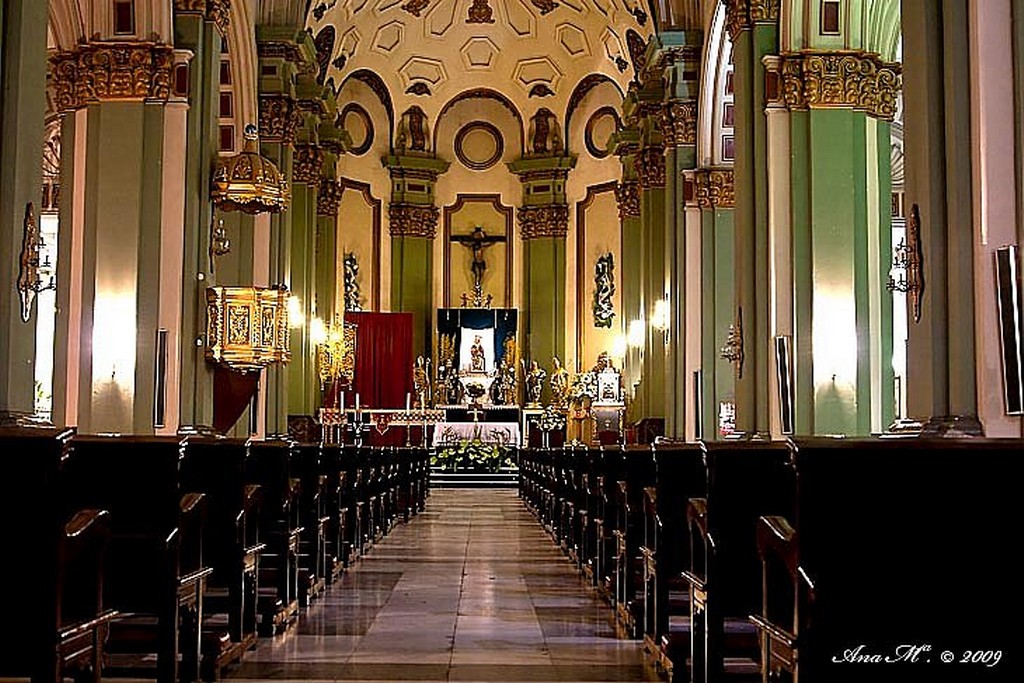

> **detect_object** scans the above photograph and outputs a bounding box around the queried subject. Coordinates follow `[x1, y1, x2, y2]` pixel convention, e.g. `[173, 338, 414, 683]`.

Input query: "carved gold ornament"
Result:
[724, 0, 780, 40]
[173, 0, 231, 35]
[694, 169, 736, 208]
[518, 204, 569, 239]
[206, 286, 291, 370]
[389, 203, 440, 238]
[49, 42, 174, 111]
[211, 125, 290, 213]
[780, 51, 902, 121]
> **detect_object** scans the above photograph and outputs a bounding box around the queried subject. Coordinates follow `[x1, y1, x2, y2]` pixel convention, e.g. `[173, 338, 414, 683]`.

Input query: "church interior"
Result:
[1, 0, 1022, 682]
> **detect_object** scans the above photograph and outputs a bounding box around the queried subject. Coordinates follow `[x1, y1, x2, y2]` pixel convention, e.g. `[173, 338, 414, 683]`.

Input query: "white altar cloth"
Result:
[432, 422, 520, 447]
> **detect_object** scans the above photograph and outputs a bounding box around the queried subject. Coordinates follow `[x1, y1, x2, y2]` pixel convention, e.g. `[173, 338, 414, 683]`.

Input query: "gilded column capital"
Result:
[259, 94, 304, 144]
[173, 0, 231, 34]
[389, 203, 439, 238]
[779, 51, 902, 121]
[635, 146, 666, 189]
[293, 144, 325, 184]
[614, 181, 641, 219]
[518, 204, 569, 239]
[693, 168, 735, 208]
[660, 101, 697, 147]
[724, 0, 780, 41]
[49, 42, 174, 111]
[317, 179, 342, 217]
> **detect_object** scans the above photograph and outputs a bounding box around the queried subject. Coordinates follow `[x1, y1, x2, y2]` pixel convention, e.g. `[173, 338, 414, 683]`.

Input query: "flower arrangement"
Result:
[431, 439, 515, 472]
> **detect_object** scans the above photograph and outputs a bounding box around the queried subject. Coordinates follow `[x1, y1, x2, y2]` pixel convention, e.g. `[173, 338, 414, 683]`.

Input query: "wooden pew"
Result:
[680, 440, 790, 683]
[245, 439, 302, 635]
[594, 444, 627, 601]
[751, 437, 1019, 683]
[0, 426, 119, 683]
[319, 442, 352, 577]
[639, 442, 704, 670]
[178, 436, 264, 680]
[63, 435, 212, 683]
[294, 443, 329, 605]
[612, 445, 656, 637]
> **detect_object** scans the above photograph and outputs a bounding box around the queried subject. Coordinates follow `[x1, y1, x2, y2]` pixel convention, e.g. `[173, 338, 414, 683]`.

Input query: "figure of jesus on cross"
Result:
[453, 226, 505, 296]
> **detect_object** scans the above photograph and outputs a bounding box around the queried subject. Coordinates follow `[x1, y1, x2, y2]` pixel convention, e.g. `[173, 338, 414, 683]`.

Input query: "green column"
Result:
[288, 144, 321, 417]
[384, 154, 449, 358]
[730, 16, 778, 434]
[613, 129, 642, 406]
[509, 155, 576, 402]
[175, 11, 222, 430]
[0, 0, 47, 421]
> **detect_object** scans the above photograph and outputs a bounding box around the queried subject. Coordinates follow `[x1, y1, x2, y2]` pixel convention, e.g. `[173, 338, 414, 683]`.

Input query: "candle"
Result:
[406, 393, 411, 412]
[340, 390, 346, 411]
[355, 393, 360, 411]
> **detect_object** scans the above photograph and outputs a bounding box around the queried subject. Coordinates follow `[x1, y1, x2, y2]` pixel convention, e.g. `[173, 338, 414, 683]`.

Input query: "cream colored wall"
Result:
[577, 190, 622, 373]
[566, 80, 623, 373]
[336, 78, 392, 309]
[336, 187, 379, 314]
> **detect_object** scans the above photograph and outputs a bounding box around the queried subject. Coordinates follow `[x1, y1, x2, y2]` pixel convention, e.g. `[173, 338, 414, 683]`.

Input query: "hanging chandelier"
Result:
[211, 124, 290, 214]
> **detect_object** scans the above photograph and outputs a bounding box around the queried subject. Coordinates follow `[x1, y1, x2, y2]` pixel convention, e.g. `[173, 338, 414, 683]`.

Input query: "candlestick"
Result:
[406, 392, 411, 413]
[355, 393, 360, 411]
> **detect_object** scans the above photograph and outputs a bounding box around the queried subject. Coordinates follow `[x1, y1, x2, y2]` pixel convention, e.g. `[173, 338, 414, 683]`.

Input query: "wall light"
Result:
[309, 317, 328, 346]
[627, 319, 646, 348]
[651, 298, 670, 331]
[611, 334, 627, 360]
[288, 295, 304, 328]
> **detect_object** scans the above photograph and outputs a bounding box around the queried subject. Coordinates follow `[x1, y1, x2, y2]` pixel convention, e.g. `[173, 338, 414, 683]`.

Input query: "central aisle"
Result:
[229, 488, 659, 682]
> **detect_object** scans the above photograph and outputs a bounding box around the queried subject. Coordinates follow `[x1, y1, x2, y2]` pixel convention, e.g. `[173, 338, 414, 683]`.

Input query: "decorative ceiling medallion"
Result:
[529, 84, 556, 98]
[467, 0, 496, 23]
[401, 0, 430, 16]
[211, 125, 290, 213]
[406, 82, 432, 96]
[584, 106, 621, 159]
[454, 121, 505, 171]
[341, 103, 375, 156]
[530, 0, 559, 14]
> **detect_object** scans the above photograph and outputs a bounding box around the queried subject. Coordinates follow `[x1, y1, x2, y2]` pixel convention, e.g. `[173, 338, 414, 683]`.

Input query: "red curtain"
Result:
[346, 311, 413, 409]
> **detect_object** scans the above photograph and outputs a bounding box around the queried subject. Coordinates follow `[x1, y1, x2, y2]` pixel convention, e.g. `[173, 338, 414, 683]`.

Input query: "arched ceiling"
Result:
[305, 0, 655, 127]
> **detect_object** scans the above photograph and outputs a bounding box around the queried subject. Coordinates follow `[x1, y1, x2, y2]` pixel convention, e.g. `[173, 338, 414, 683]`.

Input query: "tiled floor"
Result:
[227, 488, 660, 683]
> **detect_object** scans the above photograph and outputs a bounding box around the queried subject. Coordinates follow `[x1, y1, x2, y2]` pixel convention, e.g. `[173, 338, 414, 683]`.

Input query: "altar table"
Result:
[431, 422, 520, 448]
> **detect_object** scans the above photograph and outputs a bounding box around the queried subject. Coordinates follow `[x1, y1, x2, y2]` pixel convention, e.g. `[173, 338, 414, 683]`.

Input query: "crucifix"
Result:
[452, 226, 505, 307]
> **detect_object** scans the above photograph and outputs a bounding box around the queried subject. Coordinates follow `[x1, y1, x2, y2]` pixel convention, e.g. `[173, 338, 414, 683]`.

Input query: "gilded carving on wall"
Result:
[389, 203, 439, 238]
[518, 204, 569, 239]
[724, 0, 780, 40]
[614, 181, 640, 218]
[293, 144, 325, 183]
[401, 0, 430, 16]
[635, 146, 666, 189]
[317, 178, 342, 216]
[694, 169, 736, 208]
[530, 0, 559, 15]
[593, 253, 616, 328]
[780, 51, 902, 121]
[17, 204, 39, 323]
[49, 42, 174, 111]
[259, 95, 304, 144]
[173, 0, 231, 34]
[344, 252, 364, 312]
[660, 101, 697, 147]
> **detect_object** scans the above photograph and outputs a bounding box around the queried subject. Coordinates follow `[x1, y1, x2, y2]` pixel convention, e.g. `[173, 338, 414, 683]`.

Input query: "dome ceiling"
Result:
[306, 0, 655, 125]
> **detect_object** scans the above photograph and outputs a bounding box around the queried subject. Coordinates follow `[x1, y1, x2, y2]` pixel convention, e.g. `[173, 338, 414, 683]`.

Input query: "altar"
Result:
[431, 421, 520, 448]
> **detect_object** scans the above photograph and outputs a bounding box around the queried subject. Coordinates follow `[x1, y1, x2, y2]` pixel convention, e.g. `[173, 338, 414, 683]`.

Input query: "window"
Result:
[821, 1, 841, 35]
[114, 0, 135, 35]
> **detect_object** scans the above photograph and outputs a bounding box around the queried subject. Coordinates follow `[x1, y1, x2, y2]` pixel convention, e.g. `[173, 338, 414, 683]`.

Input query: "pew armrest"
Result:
[65, 508, 110, 538]
[681, 570, 705, 592]
[756, 515, 798, 575]
[180, 492, 207, 516]
[749, 614, 796, 648]
[244, 484, 263, 513]
[687, 497, 708, 539]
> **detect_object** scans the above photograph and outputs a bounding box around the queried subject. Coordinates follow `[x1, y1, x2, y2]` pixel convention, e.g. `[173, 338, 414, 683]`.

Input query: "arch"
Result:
[564, 74, 624, 150]
[864, 0, 901, 62]
[340, 69, 395, 148]
[226, 0, 259, 138]
[697, 2, 734, 166]
[433, 88, 525, 156]
[48, 0, 84, 52]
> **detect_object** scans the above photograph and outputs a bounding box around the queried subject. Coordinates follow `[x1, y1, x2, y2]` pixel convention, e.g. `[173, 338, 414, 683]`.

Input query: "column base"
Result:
[0, 411, 54, 428]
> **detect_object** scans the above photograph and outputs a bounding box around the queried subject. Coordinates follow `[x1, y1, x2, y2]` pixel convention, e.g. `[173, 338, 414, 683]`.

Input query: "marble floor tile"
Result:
[226, 489, 658, 683]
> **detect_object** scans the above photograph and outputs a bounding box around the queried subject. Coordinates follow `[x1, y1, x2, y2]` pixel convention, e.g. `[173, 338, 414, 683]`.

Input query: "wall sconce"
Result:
[886, 202, 925, 323]
[16, 203, 55, 322]
[627, 319, 646, 348]
[309, 317, 328, 346]
[720, 307, 744, 378]
[287, 295, 304, 328]
[611, 334, 627, 360]
[651, 298, 670, 344]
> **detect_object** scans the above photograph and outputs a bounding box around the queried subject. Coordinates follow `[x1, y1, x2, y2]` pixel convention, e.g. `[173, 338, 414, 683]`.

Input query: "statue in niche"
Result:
[496, 336, 518, 404]
[593, 253, 615, 328]
[469, 334, 486, 372]
[549, 357, 569, 409]
[523, 360, 547, 408]
[412, 355, 430, 407]
[344, 252, 363, 312]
